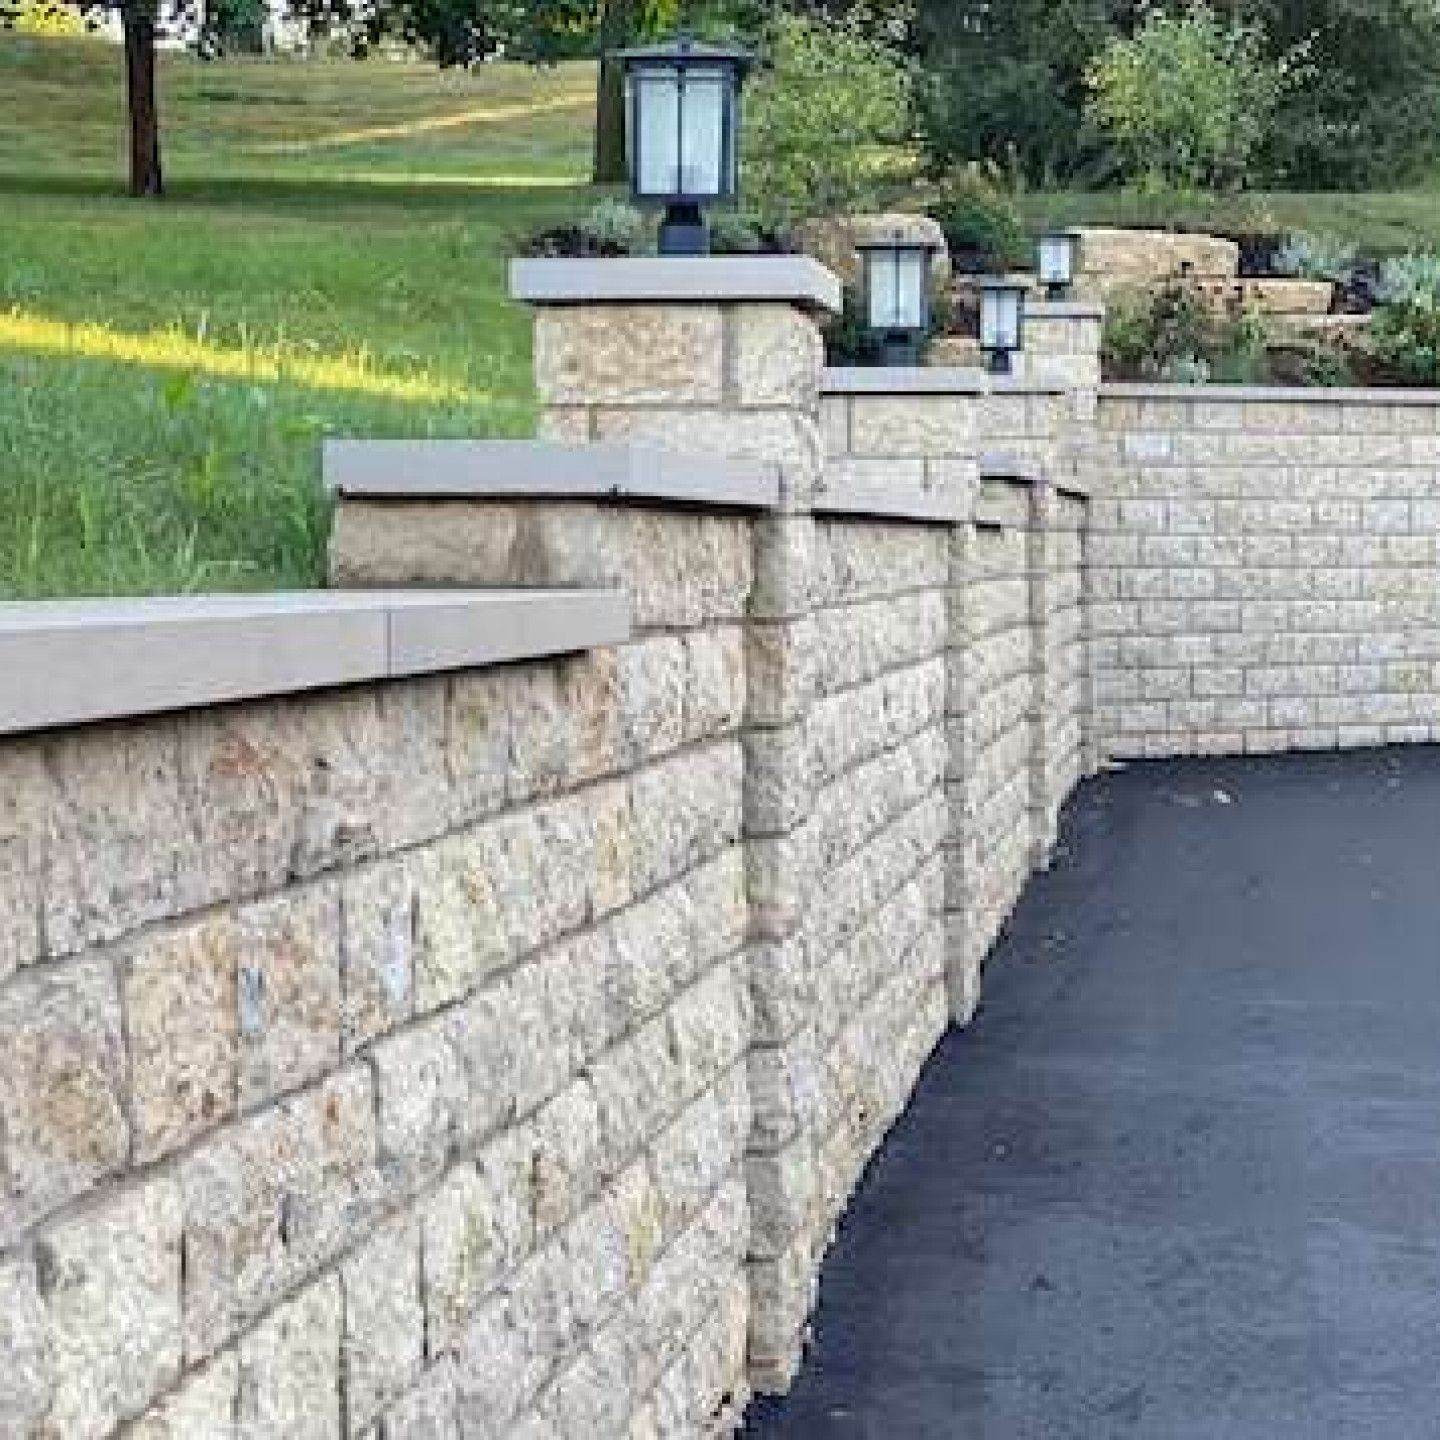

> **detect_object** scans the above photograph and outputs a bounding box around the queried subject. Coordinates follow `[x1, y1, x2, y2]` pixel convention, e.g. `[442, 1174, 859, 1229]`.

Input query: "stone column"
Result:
[1024, 301, 1105, 782]
[512, 255, 840, 1395]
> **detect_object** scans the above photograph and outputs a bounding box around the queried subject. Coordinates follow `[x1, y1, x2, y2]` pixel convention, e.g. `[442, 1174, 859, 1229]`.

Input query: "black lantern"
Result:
[1037, 230, 1081, 300]
[618, 37, 752, 256]
[857, 233, 938, 367]
[978, 277, 1027, 376]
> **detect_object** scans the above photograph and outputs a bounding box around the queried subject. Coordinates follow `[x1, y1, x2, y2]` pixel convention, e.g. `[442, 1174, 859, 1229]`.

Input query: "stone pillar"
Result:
[1023, 300, 1105, 395]
[1024, 301, 1104, 782]
[512, 255, 841, 1395]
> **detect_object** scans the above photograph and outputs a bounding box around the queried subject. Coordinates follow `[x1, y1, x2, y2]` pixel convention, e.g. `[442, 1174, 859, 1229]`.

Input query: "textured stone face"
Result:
[0, 1254, 53, 1432]
[342, 1216, 425, 1434]
[0, 958, 129, 1238]
[236, 1277, 342, 1440]
[235, 886, 342, 1109]
[37, 1177, 184, 1440]
[125, 915, 239, 1162]
[128, 1353, 238, 1439]
[535, 306, 726, 407]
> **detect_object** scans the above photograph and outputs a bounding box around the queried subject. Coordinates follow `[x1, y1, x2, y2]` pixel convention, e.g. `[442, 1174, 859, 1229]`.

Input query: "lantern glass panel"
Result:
[634, 69, 682, 197]
[867, 249, 927, 331]
[679, 68, 727, 197]
[981, 287, 1022, 352]
[1038, 234, 1074, 288]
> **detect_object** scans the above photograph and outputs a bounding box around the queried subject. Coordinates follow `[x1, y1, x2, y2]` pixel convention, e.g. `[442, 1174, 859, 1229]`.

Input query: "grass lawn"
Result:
[1019, 188, 1440, 257]
[10, 34, 1440, 597]
[0, 35, 598, 597]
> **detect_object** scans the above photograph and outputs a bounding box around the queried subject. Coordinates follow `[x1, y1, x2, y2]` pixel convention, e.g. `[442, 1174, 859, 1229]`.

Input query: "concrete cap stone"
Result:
[0, 590, 629, 736]
[325, 439, 779, 509]
[509, 256, 842, 314]
[817, 460, 963, 525]
[1102, 382, 1440, 406]
[822, 367, 1066, 397]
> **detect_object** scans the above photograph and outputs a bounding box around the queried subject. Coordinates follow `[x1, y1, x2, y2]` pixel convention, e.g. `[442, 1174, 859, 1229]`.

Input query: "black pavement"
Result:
[745, 749, 1440, 1439]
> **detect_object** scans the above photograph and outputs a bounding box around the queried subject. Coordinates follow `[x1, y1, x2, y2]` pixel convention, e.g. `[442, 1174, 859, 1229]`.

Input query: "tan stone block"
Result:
[43, 720, 183, 958]
[0, 958, 128, 1239]
[422, 1139, 535, 1355]
[181, 1067, 379, 1360]
[590, 408, 823, 486]
[343, 1216, 425, 1434]
[128, 1354, 238, 1440]
[535, 305, 725, 406]
[237, 1277, 342, 1440]
[411, 834, 508, 1015]
[340, 859, 416, 1055]
[178, 691, 387, 904]
[446, 669, 512, 824]
[126, 914, 239, 1163]
[38, 1177, 184, 1440]
[330, 501, 608, 590]
[730, 304, 824, 408]
[0, 741, 47, 982]
[0, 1254, 53, 1432]
[235, 885, 342, 1109]
[508, 651, 621, 802]
[849, 395, 973, 458]
[531, 1080, 605, 1238]
[378, 1360, 460, 1439]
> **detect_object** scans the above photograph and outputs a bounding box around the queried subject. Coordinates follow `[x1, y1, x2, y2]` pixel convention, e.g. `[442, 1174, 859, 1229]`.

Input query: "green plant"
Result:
[1274, 231, 1357, 284]
[1371, 252, 1440, 383]
[1103, 281, 1272, 384]
[743, 13, 911, 230]
[1086, 5, 1300, 193]
[925, 164, 1029, 272]
[578, 198, 648, 256]
[708, 209, 768, 256]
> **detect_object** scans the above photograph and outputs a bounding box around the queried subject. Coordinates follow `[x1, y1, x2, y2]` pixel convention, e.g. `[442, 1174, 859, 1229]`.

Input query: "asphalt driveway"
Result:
[746, 750, 1440, 1439]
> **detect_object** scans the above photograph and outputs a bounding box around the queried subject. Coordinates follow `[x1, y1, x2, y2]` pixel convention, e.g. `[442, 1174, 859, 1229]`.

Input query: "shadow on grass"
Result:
[0, 170, 596, 218]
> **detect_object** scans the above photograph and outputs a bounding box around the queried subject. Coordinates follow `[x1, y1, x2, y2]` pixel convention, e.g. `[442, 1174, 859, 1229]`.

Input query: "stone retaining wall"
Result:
[0, 262, 1111, 1440]
[1092, 387, 1440, 757]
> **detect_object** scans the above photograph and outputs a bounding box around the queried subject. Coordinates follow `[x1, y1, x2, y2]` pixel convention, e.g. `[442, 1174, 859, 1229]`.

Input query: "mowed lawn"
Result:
[0, 35, 598, 596]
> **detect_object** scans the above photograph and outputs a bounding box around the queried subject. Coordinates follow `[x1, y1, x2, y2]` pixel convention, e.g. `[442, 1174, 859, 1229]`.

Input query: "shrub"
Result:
[578, 199, 649, 256]
[1274, 232, 1357, 285]
[743, 14, 911, 230]
[925, 165, 1029, 273]
[1103, 281, 1271, 383]
[1370, 253, 1440, 384]
[1085, 5, 1298, 193]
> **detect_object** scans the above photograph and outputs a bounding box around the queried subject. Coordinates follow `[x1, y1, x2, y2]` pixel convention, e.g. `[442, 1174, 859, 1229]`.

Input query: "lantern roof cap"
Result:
[854, 230, 944, 254]
[614, 35, 754, 71]
[976, 274, 1031, 291]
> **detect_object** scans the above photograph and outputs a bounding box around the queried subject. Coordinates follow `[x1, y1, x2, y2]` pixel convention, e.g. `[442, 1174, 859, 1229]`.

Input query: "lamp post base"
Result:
[878, 332, 922, 368]
[658, 203, 709, 256]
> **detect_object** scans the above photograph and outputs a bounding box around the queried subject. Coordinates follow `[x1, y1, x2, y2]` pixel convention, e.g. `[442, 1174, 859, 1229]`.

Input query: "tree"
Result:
[1086, 4, 1294, 192]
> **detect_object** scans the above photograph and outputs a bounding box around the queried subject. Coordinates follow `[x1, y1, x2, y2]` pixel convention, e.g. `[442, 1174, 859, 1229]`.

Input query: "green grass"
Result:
[1019, 188, 1440, 255]
[0, 35, 598, 596]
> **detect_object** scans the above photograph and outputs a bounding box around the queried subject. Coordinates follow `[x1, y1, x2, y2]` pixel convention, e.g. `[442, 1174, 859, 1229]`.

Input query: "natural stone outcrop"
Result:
[794, 212, 953, 290]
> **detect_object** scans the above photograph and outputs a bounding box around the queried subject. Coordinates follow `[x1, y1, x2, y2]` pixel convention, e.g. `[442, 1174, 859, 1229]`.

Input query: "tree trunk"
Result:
[123, 4, 164, 197]
[592, 0, 635, 184]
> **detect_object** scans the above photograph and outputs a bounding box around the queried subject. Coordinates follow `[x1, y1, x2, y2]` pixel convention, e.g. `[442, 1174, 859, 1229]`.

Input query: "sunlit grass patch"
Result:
[0, 308, 483, 405]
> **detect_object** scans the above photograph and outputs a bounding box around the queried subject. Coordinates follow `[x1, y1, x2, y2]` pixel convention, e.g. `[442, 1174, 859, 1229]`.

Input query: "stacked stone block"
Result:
[1093, 389, 1440, 758]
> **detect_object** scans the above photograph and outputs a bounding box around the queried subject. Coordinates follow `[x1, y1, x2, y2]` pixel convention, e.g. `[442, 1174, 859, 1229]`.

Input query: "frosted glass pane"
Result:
[636, 73, 681, 196]
[679, 71, 725, 196]
[870, 252, 926, 328]
[895, 252, 926, 328]
[1039, 236, 1072, 285]
[982, 290, 1021, 350]
[869, 253, 900, 329]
